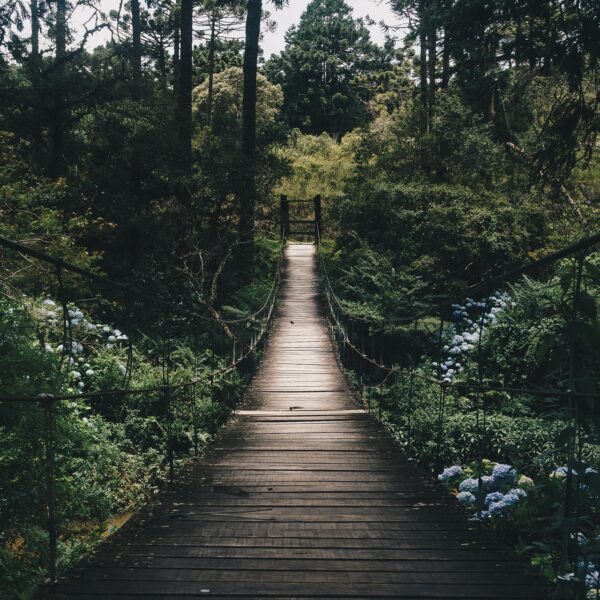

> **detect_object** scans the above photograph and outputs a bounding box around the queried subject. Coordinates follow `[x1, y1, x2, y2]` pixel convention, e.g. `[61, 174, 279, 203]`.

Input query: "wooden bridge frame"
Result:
[280, 194, 322, 240]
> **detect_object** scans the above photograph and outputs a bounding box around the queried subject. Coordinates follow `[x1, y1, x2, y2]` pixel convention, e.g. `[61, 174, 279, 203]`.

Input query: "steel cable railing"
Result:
[316, 223, 600, 598]
[0, 232, 285, 583]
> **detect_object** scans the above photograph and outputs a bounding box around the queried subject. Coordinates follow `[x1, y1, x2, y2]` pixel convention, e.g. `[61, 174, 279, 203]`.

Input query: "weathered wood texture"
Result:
[44, 244, 551, 599]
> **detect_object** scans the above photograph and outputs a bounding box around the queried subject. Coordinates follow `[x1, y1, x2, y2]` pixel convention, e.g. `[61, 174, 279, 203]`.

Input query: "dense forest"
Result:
[0, 0, 599, 597]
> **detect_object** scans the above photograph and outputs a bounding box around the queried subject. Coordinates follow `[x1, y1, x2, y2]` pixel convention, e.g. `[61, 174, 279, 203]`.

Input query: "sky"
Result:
[73, 0, 402, 58]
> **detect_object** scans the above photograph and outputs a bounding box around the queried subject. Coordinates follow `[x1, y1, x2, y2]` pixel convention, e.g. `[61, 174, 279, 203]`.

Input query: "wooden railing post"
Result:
[41, 394, 57, 582]
[280, 194, 289, 240]
[314, 194, 322, 240]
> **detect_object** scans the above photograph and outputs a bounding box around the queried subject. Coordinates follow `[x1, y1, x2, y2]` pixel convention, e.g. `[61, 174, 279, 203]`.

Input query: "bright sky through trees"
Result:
[71, 0, 400, 57]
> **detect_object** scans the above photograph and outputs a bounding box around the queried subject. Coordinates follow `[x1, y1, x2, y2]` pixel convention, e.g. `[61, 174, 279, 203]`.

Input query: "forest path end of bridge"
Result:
[45, 244, 551, 599]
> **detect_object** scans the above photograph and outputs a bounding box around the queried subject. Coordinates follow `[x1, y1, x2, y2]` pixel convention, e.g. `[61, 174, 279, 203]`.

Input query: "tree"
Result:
[131, 0, 142, 99]
[194, 0, 245, 126]
[239, 0, 284, 272]
[179, 0, 193, 177]
[265, 0, 390, 137]
[192, 66, 284, 240]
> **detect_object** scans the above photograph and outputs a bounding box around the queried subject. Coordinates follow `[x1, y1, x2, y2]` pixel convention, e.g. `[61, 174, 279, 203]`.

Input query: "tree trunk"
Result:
[206, 8, 217, 127]
[240, 0, 262, 272]
[487, 36, 498, 126]
[179, 0, 193, 177]
[173, 23, 180, 96]
[441, 30, 450, 89]
[31, 0, 39, 59]
[131, 0, 142, 100]
[56, 0, 66, 58]
[428, 24, 437, 121]
[51, 0, 66, 177]
[30, 0, 42, 155]
[129, 0, 143, 267]
[158, 34, 167, 90]
[418, 2, 429, 134]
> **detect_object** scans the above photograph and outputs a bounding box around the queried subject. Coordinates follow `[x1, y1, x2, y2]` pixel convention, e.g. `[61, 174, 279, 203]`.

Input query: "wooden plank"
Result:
[42, 244, 552, 599]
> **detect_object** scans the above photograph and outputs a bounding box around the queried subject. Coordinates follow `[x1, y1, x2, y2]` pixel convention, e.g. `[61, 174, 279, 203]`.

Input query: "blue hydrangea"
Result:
[508, 488, 527, 499]
[438, 466, 463, 482]
[456, 491, 476, 506]
[586, 570, 600, 589]
[459, 478, 479, 493]
[489, 500, 508, 516]
[572, 532, 588, 545]
[502, 493, 520, 506]
[485, 492, 504, 506]
[492, 463, 517, 484]
[481, 475, 494, 490]
[578, 560, 595, 572]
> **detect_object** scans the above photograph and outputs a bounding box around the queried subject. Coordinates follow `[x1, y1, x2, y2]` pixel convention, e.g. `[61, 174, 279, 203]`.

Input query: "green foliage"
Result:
[265, 0, 395, 136]
[192, 67, 288, 203]
[275, 131, 359, 201]
[333, 182, 547, 307]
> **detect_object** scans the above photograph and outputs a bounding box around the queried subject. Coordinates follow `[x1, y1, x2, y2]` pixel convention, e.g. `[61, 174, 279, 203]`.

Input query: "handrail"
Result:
[222, 240, 285, 324]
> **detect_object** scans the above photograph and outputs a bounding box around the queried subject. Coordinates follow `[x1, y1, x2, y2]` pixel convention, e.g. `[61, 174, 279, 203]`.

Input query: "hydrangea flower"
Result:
[492, 463, 517, 484]
[459, 478, 479, 493]
[489, 500, 508, 516]
[438, 466, 463, 482]
[508, 488, 527, 499]
[478, 475, 494, 490]
[586, 570, 600, 589]
[43, 299, 56, 307]
[585, 467, 598, 476]
[502, 493, 520, 506]
[485, 492, 504, 506]
[457, 491, 476, 506]
[578, 559, 595, 572]
[85, 369, 94, 376]
[518, 475, 534, 488]
[70, 370, 81, 379]
[551, 466, 577, 479]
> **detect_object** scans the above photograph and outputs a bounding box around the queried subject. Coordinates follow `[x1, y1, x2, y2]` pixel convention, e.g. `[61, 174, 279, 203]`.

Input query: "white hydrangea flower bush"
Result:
[34, 297, 130, 396]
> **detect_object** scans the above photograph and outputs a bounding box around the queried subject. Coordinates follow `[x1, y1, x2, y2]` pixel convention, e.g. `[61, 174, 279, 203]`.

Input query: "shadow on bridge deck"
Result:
[43, 244, 552, 599]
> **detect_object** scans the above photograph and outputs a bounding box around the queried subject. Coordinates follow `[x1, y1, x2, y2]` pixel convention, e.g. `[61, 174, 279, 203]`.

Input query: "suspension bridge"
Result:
[36, 239, 550, 598]
[10, 195, 599, 597]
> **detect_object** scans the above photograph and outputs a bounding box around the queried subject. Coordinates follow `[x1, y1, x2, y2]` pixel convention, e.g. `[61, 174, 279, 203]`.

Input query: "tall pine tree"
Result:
[265, 0, 388, 137]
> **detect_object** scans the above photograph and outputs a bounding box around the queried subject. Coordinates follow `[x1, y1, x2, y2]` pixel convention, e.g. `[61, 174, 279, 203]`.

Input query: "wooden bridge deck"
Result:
[47, 244, 551, 599]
